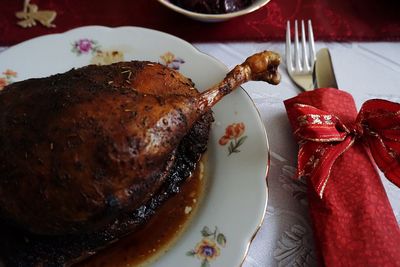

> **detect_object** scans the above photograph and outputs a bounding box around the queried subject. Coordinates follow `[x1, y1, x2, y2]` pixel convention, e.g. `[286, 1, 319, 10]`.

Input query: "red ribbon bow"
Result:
[289, 99, 400, 198]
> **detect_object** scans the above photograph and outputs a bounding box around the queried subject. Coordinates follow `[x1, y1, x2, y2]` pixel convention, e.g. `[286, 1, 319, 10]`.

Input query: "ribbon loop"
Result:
[290, 103, 349, 143]
[289, 99, 400, 197]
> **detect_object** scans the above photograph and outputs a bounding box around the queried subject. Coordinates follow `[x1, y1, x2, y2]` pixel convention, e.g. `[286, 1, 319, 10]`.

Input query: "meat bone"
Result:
[198, 50, 281, 112]
[142, 50, 281, 164]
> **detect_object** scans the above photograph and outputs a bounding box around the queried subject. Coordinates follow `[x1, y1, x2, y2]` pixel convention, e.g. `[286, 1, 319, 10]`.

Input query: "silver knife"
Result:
[314, 48, 339, 89]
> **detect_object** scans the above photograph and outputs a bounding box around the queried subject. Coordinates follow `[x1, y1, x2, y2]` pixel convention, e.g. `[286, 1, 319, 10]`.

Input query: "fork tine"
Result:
[294, 20, 302, 71]
[308, 20, 316, 67]
[301, 20, 310, 71]
[285, 21, 293, 72]
[286, 20, 316, 91]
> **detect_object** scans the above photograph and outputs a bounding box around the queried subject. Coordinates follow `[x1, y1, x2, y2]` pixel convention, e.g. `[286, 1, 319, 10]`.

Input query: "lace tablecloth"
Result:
[193, 42, 400, 267]
[0, 42, 399, 266]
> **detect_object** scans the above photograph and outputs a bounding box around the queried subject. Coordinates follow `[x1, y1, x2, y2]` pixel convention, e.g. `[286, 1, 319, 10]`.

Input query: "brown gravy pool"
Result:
[78, 157, 207, 267]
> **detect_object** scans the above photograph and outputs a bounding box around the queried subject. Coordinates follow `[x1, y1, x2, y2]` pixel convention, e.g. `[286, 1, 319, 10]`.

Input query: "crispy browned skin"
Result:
[0, 51, 280, 236]
[0, 111, 214, 267]
[0, 61, 202, 235]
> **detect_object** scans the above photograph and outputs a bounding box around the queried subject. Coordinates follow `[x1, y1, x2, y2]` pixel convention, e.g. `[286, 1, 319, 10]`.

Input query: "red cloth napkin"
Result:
[1, 0, 400, 46]
[284, 88, 400, 266]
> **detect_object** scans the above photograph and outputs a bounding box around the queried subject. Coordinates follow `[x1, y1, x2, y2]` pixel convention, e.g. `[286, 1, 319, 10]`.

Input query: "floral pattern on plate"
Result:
[90, 50, 124, 65]
[0, 69, 17, 90]
[187, 226, 226, 267]
[160, 52, 185, 70]
[219, 122, 247, 155]
[71, 39, 124, 65]
[71, 39, 101, 55]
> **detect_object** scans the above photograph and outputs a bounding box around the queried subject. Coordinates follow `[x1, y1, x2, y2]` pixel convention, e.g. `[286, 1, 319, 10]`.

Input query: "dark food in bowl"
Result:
[0, 51, 280, 265]
[170, 0, 255, 14]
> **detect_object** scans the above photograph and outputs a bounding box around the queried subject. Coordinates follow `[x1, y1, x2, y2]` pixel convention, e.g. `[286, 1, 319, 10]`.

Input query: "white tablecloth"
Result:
[193, 42, 400, 267]
[1, 42, 399, 266]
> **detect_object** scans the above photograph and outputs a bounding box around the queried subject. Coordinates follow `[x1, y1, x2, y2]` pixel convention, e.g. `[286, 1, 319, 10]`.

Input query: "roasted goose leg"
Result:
[0, 51, 280, 236]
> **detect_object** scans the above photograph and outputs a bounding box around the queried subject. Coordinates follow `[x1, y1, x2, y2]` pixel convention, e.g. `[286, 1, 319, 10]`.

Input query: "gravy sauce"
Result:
[79, 157, 207, 267]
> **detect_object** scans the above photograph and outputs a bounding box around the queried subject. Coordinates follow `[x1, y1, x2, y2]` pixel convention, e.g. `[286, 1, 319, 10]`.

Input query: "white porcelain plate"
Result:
[0, 26, 269, 267]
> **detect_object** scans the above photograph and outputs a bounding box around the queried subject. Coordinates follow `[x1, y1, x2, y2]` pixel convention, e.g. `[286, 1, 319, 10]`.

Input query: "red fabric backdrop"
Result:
[1, 0, 400, 46]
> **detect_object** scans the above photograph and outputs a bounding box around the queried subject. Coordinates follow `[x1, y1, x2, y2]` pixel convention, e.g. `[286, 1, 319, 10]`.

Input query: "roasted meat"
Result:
[0, 51, 280, 238]
[0, 110, 214, 266]
[0, 61, 200, 235]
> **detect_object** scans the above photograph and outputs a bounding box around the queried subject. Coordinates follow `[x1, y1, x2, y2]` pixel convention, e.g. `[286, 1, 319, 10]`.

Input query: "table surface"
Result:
[1, 41, 400, 266]
[2, 0, 400, 45]
[194, 41, 400, 267]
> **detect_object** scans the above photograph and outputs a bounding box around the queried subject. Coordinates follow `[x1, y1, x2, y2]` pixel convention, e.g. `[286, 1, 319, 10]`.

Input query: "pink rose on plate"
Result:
[77, 39, 92, 53]
[71, 39, 100, 55]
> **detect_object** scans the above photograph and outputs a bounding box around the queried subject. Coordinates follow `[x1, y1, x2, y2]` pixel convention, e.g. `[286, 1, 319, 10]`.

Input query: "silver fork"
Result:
[286, 20, 316, 91]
